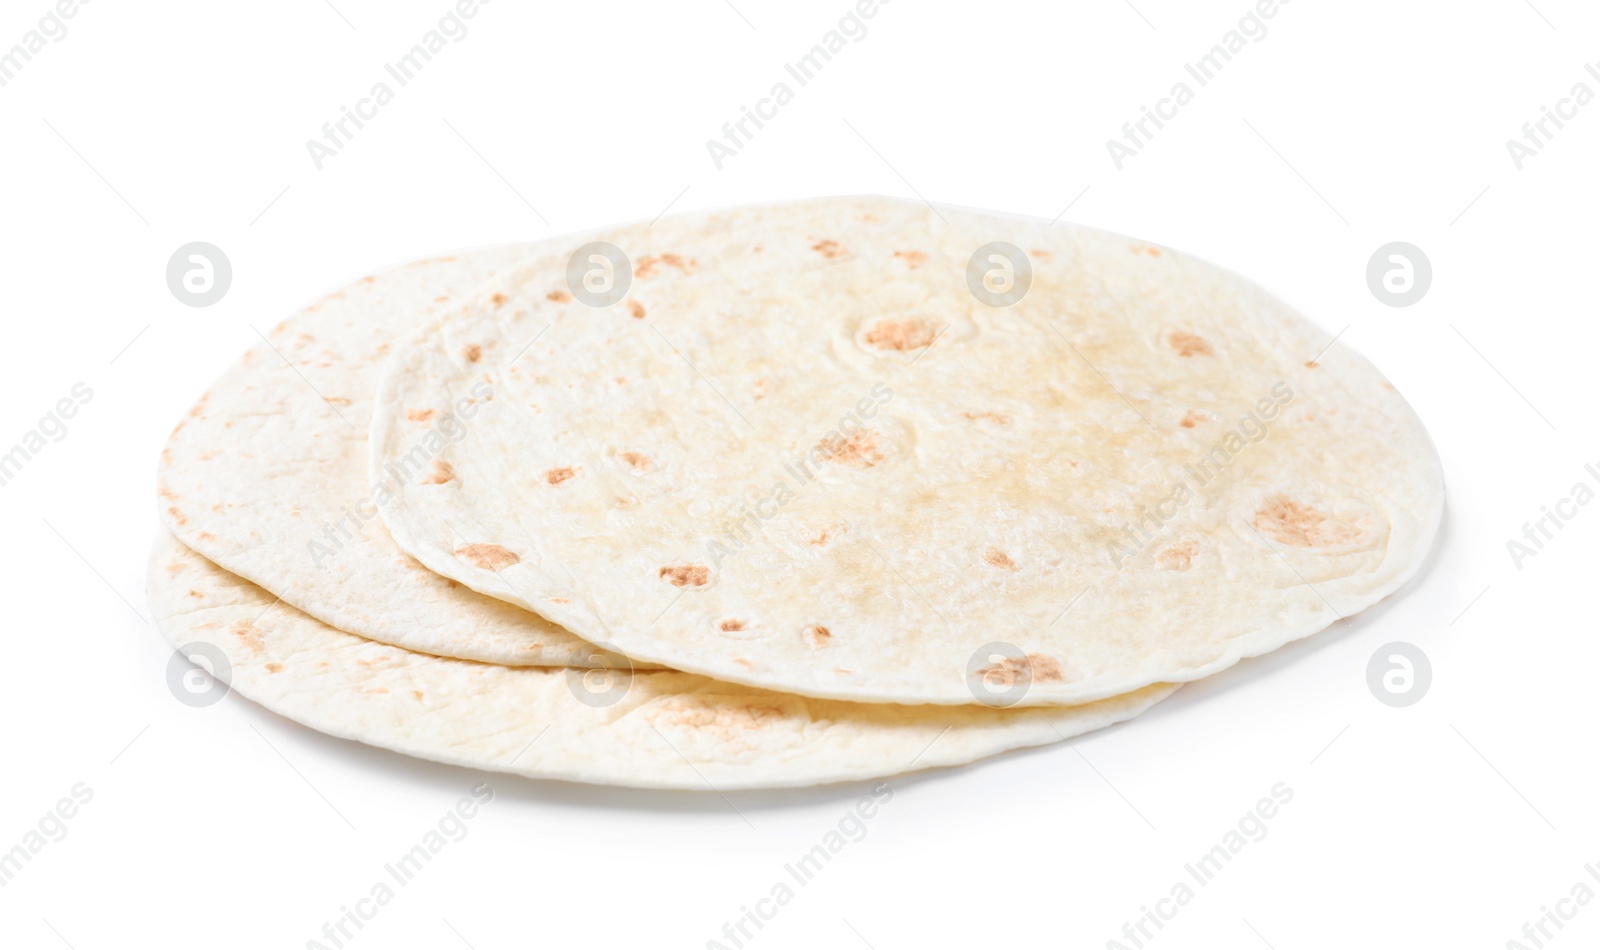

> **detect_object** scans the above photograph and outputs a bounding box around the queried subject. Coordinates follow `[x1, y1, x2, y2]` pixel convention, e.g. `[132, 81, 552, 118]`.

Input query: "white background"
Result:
[1, 0, 1595, 947]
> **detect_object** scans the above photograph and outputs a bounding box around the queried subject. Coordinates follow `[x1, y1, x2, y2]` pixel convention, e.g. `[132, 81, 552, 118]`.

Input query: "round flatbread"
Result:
[372, 197, 1443, 706]
[147, 531, 1176, 789]
[158, 245, 628, 668]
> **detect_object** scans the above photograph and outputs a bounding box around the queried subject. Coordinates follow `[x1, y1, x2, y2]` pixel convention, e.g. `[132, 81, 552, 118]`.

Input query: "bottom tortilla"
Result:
[147, 531, 1178, 790]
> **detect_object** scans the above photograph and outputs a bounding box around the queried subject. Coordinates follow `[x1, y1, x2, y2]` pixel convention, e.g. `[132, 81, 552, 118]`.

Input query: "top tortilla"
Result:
[158, 244, 623, 668]
[372, 196, 1444, 705]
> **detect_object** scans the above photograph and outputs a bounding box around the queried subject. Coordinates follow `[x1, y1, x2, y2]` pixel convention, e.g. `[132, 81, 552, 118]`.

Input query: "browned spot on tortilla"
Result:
[1180, 411, 1204, 429]
[407, 408, 436, 422]
[197, 531, 217, 542]
[1167, 330, 1213, 357]
[983, 547, 1016, 569]
[325, 396, 353, 408]
[619, 451, 654, 472]
[647, 695, 783, 737]
[1253, 495, 1361, 548]
[806, 625, 831, 648]
[1305, 361, 1318, 368]
[1132, 244, 1162, 256]
[720, 619, 745, 632]
[963, 411, 1011, 425]
[455, 543, 520, 571]
[491, 293, 507, 307]
[808, 522, 848, 546]
[547, 597, 569, 604]
[187, 590, 202, 599]
[265, 663, 284, 673]
[636, 253, 697, 278]
[894, 249, 927, 268]
[167, 506, 188, 527]
[811, 239, 847, 259]
[463, 344, 483, 363]
[1157, 540, 1199, 571]
[546, 466, 578, 485]
[433, 295, 449, 303]
[660, 564, 710, 587]
[547, 289, 573, 302]
[815, 430, 883, 468]
[976, 653, 1067, 687]
[864, 318, 939, 352]
[230, 621, 264, 655]
[412, 690, 425, 701]
[733, 658, 754, 668]
[1027, 654, 1066, 681]
[627, 300, 646, 319]
[423, 460, 455, 485]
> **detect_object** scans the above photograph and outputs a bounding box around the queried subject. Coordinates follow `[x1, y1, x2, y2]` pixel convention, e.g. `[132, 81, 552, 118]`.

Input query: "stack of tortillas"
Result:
[150, 197, 1443, 789]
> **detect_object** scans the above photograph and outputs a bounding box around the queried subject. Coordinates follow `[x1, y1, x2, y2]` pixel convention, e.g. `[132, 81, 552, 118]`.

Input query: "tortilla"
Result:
[157, 245, 628, 667]
[373, 196, 1443, 705]
[148, 531, 1177, 789]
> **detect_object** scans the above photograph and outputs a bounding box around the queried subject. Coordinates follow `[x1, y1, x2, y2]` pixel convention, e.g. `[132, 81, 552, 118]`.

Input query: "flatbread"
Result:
[147, 531, 1177, 789]
[158, 245, 627, 667]
[373, 197, 1442, 706]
